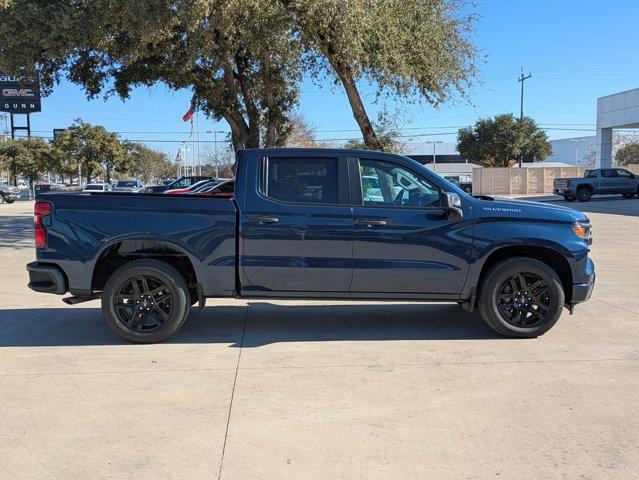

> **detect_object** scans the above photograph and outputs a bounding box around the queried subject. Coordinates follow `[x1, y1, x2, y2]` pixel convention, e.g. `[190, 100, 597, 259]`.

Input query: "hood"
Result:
[474, 197, 589, 223]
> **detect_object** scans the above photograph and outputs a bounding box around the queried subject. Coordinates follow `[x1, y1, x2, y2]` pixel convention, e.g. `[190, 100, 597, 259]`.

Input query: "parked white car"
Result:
[112, 180, 144, 193]
[83, 183, 112, 193]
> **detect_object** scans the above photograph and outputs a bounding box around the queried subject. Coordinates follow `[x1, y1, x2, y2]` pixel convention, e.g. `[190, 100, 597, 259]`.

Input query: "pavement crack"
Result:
[217, 306, 248, 480]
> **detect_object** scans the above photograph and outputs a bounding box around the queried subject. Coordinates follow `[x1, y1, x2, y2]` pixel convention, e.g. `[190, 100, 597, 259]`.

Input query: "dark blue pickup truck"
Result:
[27, 149, 595, 342]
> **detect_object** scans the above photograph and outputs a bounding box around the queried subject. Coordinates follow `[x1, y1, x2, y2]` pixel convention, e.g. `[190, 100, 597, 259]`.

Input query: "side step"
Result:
[62, 294, 100, 305]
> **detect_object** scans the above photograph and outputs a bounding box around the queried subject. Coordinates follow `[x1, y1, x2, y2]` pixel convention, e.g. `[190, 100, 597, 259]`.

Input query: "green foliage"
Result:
[0, 138, 53, 189]
[286, 0, 477, 149]
[51, 120, 123, 183]
[457, 114, 552, 167]
[0, 0, 478, 152]
[121, 142, 174, 183]
[615, 143, 639, 165]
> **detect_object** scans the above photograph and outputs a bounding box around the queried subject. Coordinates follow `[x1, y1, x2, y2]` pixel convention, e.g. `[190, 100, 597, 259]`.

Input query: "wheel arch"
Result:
[475, 245, 573, 303]
[91, 237, 199, 294]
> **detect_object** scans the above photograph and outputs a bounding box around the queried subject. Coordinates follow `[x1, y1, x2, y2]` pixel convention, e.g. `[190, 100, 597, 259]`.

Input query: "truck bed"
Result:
[36, 192, 238, 296]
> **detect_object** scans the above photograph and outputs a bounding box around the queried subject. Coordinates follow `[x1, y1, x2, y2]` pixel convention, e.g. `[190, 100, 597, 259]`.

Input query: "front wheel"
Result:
[478, 257, 565, 338]
[622, 193, 635, 199]
[101, 259, 191, 343]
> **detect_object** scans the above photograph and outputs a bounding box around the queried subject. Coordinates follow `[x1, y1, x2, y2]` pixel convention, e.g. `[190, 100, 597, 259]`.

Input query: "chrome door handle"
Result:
[250, 216, 279, 224]
[356, 218, 387, 227]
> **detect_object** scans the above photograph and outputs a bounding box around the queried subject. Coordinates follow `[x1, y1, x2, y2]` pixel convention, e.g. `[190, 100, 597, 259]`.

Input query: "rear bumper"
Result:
[26, 262, 67, 295]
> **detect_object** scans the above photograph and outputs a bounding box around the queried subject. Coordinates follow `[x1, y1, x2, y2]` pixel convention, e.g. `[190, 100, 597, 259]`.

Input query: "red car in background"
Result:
[163, 179, 215, 195]
[191, 179, 234, 198]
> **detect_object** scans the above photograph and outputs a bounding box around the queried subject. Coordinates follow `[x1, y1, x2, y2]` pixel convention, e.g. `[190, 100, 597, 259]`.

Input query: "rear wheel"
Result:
[576, 187, 592, 202]
[101, 259, 191, 343]
[478, 257, 565, 338]
[563, 193, 575, 202]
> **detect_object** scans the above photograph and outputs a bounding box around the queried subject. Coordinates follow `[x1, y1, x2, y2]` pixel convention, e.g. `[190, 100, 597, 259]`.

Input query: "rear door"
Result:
[349, 156, 472, 296]
[240, 153, 353, 294]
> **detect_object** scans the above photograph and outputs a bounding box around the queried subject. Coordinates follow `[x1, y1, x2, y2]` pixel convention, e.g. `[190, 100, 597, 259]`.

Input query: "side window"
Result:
[264, 157, 338, 204]
[359, 159, 440, 208]
[617, 169, 633, 178]
[584, 170, 597, 178]
[601, 169, 617, 178]
[176, 178, 190, 188]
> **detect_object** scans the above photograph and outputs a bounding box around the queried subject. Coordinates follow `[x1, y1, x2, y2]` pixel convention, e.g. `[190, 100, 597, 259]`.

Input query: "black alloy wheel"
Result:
[114, 275, 174, 333]
[101, 259, 191, 343]
[477, 257, 564, 338]
[495, 272, 550, 328]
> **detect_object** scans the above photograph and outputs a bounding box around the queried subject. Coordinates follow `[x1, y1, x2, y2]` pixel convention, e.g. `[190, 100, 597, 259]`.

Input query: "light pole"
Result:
[425, 140, 443, 166]
[207, 130, 226, 178]
[569, 138, 586, 165]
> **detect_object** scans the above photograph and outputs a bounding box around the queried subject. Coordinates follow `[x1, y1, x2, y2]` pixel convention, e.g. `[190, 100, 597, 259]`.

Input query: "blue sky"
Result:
[3, 0, 638, 160]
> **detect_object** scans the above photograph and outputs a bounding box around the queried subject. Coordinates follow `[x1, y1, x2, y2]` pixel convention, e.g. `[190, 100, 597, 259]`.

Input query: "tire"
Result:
[576, 187, 592, 202]
[622, 193, 635, 199]
[101, 259, 191, 343]
[5, 198, 15, 204]
[563, 193, 575, 202]
[478, 257, 565, 338]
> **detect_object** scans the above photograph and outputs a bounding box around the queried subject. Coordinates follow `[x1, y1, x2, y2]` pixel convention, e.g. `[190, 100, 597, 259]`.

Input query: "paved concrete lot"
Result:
[0, 197, 637, 479]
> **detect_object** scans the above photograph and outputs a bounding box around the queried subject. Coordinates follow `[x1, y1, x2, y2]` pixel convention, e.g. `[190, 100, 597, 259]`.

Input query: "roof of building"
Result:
[424, 162, 479, 174]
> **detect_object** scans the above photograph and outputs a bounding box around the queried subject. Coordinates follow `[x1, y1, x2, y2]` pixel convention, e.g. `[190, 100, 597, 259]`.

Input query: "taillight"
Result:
[34, 201, 52, 248]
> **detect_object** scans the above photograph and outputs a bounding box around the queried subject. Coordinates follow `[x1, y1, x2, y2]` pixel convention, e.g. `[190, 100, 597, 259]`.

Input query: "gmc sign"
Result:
[0, 74, 41, 113]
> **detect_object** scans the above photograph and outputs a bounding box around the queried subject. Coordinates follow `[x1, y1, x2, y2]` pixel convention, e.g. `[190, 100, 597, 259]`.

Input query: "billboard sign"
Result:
[0, 75, 41, 114]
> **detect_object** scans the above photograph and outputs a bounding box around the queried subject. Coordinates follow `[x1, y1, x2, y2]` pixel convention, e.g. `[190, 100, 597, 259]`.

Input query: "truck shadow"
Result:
[0, 302, 499, 347]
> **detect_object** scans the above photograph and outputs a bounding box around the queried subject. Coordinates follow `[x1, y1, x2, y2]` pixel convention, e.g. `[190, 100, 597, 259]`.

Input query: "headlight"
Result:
[572, 222, 592, 244]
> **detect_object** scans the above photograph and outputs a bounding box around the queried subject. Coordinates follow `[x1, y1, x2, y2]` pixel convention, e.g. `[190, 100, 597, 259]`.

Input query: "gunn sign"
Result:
[0, 75, 41, 114]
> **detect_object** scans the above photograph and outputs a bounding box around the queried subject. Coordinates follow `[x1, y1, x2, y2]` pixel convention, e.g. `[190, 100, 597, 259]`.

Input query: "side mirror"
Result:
[440, 192, 463, 220]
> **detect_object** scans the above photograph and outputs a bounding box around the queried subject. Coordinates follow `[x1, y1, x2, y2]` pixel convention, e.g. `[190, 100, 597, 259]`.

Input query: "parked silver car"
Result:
[83, 183, 112, 193]
[112, 180, 144, 193]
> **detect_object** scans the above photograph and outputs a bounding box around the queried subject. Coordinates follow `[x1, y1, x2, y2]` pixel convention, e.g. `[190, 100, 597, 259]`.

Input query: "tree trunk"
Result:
[262, 54, 278, 147]
[324, 55, 382, 151]
[106, 164, 111, 184]
[11, 162, 17, 187]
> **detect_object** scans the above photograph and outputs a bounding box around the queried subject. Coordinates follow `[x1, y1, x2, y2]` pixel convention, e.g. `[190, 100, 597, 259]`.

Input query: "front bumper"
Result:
[26, 262, 67, 295]
[571, 276, 595, 303]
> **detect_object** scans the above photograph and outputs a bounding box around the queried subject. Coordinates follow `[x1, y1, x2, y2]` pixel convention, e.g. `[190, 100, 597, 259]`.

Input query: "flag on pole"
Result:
[183, 100, 196, 137]
[182, 102, 195, 122]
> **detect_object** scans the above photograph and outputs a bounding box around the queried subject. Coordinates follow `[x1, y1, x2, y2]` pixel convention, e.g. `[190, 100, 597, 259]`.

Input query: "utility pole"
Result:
[518, 68, 532, 167]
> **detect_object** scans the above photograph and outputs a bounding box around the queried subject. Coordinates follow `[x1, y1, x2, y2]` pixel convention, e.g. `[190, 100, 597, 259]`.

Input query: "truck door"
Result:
[240, 154, 353, 294]
[599, 168, 635, 194]
[349, 157, 472, 296]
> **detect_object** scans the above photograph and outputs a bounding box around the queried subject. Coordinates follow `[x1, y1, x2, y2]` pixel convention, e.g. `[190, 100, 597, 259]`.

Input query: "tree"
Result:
[0, 139, 24, 186]
[284, 0, 477, 151]
[343, 107, 406, 153]
[615, 142, 639, 165]
[121, 142, 174, 183]
[0, 138, 53, 191]
[0, 0, 301, 151]
[51, 120, 123, 184]
[0, 1, 478, 152]
[457, 114, 552, 167]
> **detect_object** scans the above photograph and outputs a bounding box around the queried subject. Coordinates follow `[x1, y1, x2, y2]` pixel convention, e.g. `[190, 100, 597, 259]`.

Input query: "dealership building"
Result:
[596, 87, 639, 167]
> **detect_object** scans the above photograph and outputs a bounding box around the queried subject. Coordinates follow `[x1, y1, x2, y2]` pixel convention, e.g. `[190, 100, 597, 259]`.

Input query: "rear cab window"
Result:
[262, 157, 339, 204]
